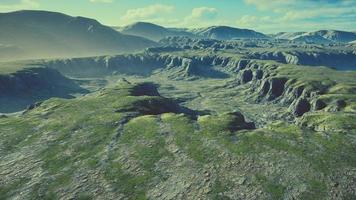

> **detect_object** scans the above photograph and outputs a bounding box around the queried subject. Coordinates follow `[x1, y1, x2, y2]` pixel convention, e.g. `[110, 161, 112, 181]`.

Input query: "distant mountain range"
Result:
[273, 30, 356, 44]
[0, 10, 157, 60]
[117, 22, 356, 45]
[117, 23, 269, 41]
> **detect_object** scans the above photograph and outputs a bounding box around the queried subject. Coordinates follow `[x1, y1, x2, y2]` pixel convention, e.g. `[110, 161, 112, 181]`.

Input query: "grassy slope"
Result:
[0, 49, 356, 199]
[0, 81, 355, 199]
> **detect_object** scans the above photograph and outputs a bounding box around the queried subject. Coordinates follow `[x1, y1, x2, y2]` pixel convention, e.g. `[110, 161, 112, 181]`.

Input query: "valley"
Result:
[0, 9, 356, 200]
[1, 45, 356, 199]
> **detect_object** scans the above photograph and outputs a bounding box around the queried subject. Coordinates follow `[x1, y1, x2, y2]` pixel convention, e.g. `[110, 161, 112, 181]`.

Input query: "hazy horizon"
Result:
[0, 0, 355, 33]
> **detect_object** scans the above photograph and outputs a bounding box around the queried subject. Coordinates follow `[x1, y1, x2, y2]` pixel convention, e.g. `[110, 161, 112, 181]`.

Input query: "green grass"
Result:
[162, 113, 220, 164]
[256, 174, 286, 200]
[1, 57, 356, 199]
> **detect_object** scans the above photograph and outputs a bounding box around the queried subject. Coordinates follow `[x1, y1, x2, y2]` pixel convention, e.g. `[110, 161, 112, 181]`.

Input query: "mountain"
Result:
[0, 10, 157, 60]
[311, 30, 356, 43]
[118, 22, 194, 42]
[291, 34, 334, 44]
[272, 30, 356, 44]
[272, 32, 306, 40]
[192, 26, 268, 40]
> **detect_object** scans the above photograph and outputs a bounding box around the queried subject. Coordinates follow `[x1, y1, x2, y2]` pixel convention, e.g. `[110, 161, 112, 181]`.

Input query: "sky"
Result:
[0, 0, 355, 33]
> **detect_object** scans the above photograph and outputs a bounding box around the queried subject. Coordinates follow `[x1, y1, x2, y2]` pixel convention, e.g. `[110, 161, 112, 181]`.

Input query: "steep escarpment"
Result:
[221, 58, 356, 129]
[39, 52, 356, 126]
[248, 50, 356, 70]
[0, 67, 87, 113]
[43, 53, 230, 79]
[43, 54, 165, 77]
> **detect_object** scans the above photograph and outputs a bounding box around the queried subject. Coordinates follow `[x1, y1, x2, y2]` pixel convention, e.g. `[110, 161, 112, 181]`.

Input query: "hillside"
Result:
[0, 10, 157, 60]
[1, 48, 356, 199]
[0, 9, 356, 200]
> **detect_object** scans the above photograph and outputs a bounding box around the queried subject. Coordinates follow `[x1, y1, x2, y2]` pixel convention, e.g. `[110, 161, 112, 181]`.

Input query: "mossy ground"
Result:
[1, 50, 356, 199]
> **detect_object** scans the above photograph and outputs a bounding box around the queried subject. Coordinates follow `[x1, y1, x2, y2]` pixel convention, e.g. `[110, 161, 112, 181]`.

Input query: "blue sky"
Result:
[0, 0, 355, 33]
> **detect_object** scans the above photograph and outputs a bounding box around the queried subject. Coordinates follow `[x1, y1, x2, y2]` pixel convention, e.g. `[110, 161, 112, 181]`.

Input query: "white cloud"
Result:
[188, 7, 218, 20]
[0, 0, 39, 11]
[244, 0, 296, 11]
[89, 0, 113, 3]
[241, 0, 356, 32]
[121, 4, 174, 22]
[177, 7, 220, 28]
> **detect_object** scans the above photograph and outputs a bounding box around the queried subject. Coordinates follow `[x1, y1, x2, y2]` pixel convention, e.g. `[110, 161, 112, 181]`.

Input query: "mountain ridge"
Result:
[0, 10, 157, 60]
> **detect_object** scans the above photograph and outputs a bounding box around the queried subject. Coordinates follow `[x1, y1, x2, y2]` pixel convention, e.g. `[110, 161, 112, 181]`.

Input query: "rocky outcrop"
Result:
[267, 78, 288, 100]
[0, 67, 85, 95]
[327, 99, 347, 112]
[293, 98, 311, 117]
[223, 112, 256, 131]
[240, 70, 253, 83]
[199, 111, 255, 132]
[131, 83, 160, 96]
[128, 83, 199, 117]
[225, 59, 336, 118]
[45, 54, 165, 77]
[45, 53, 230, 79]
[313, 99, 327, 111]
[248, 50, 356, 70]
[40, 52, 349, 120]
[0, 67, 87, 113]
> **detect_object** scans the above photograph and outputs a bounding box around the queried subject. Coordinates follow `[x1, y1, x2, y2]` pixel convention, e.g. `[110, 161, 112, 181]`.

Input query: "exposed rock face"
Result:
[241, 70, 253, 83]
[131, 83, 160, 96]
[255, 70, 263, 80]
[267, 78, 288, 100]
[40, 52, 348, 120]
[328, 99, 347, 112]
[0, 67, 87, 113]
[237, 59, 250, 70]
[249, 50, 356, 70]
[45, 53, 230, 79]
[313, 99, 327, 111]
[293, 98, 311, 117]
[124, 82, 199, 117]
[260, 80, 271, 96]
[0, 67, 85, 95]
[45, 54, 165, 77]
